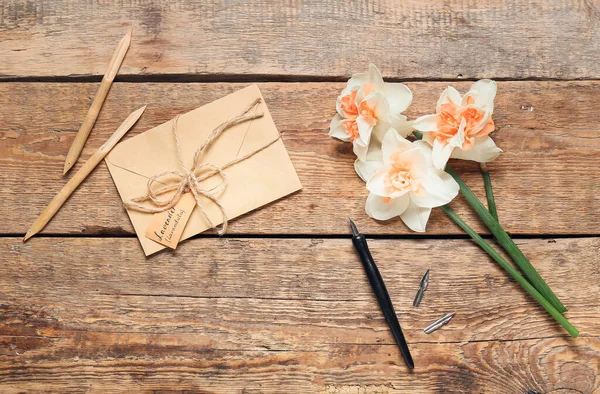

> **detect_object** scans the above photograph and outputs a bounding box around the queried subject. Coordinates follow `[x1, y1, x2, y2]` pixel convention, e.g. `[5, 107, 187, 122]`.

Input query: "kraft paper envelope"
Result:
[106, 85, 302, 255]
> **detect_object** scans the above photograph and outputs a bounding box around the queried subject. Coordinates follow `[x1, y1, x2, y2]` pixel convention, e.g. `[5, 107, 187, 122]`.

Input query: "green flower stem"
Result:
[441, 205, 578, 337]
[444, 165, 567, 313]
[411, 130, 566, 312]
[480, 163, 498, 222]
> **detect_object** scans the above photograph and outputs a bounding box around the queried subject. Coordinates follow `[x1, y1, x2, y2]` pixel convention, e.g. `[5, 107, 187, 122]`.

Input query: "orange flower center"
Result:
[339, 84, 379, 141]
[383, 151, 425, 198]
[339, 90, 359, 118]
[358, 101, 377, 126]
[342, 119, 360, 142]
[435, 96, 495, 150]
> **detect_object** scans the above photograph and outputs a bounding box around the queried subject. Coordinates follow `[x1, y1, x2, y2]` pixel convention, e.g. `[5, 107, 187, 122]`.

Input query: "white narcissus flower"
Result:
[365, 129, 459, 232]
[329, 64, 413, 162]
[412, 79, 502, 170]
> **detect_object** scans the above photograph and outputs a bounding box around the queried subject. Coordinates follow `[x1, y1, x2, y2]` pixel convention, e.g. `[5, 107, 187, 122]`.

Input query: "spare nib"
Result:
[424, 312, 455, 334]
[412, 269, 430, 307]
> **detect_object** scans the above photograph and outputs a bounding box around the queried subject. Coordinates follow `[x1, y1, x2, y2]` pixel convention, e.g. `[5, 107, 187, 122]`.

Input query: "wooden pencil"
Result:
[62, 27, 133, 175]
[23, 105, 146, 242]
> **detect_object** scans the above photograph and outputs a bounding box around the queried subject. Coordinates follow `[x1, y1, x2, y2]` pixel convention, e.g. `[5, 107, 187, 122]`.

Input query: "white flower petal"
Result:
[372, 123, 389, 142]
[335, 97, 342, 116]
[436, 86, 462, 113]
[347, 72, 368, 91]
[384, 83, 413, 114]
[422, 131, 436, 147]
[467, 79, 497, 109]
[368, 64, 386, 92]
[450, 118, 466, 148]
[355, 158, 384, 183]
[413, 140, 434, 169]
[340, 84, 359, 97]
[369, 92, 390, 120]
[400, 200, 432, 232]
[353, 139, 370, 162]
[356, 116, 373, 145]
[399, 147, 428, 179]
[473, 107, 493, 134]
[366, 193, 410, 221]
[367, 137, 383, 159]
[329, 114, 351, 142]
[437, 168, 459, 188]
[388, 115, 414, 137]
[413, 114, 439, 132]
[451, 136, 503, 163]
[410, 172, 459, 208]
[354, 146, 383, 182]
[366, 166, 391, 196]
[382, 128, 414, 163]
[432, 138, 454, 170]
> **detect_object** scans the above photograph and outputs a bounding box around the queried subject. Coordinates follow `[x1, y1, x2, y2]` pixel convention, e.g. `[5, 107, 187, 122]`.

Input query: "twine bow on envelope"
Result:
[123, 98, 280, 235]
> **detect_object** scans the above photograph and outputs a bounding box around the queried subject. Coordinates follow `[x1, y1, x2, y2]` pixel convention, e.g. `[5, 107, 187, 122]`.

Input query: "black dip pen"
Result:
[348, 218, 414, 369]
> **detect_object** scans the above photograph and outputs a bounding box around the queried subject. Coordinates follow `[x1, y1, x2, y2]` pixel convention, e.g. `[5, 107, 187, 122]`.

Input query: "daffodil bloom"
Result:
[412, 80, 502, 170]
[329, 64, 413, 163]
[365, 129, 459, 232]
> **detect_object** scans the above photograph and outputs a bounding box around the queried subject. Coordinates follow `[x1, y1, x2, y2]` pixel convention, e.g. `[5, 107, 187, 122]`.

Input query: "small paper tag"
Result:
[145, 192, 196, 249]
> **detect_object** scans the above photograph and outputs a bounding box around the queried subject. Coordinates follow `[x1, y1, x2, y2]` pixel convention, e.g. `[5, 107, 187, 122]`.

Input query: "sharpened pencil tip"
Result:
[63, 160, 72, 176]
[23, 231, 32, 242]
[124, 27, 133, 40]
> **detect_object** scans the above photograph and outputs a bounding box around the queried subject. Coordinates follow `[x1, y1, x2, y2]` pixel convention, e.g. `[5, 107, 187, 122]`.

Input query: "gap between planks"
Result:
[4, 233, 599, 239]
[2, 332, 596, 348]
[3, 75, 600, 84]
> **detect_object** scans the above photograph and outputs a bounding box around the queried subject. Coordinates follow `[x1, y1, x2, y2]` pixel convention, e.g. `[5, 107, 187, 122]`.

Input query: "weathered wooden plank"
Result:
[0, 337, 598, 393]
[1, 0, 599, 80]
[2, 81, 599, 235]
[2, 237, 599, 347]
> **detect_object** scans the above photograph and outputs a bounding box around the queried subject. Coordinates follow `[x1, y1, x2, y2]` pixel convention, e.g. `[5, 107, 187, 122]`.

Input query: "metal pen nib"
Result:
[424, 312, 455, 334]
[413, 269, 430, 307]
[348, 217, 360, 237]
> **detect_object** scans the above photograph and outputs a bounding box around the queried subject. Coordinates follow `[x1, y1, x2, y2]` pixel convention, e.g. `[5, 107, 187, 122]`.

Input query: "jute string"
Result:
[123, 98, 280, 235]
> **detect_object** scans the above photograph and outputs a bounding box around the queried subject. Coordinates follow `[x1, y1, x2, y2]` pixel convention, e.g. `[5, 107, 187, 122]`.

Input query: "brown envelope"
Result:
[105, 85, 302, 256]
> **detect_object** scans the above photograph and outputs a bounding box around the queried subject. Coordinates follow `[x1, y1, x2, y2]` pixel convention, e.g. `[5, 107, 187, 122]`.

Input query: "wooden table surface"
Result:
[1, 1, 599, 393]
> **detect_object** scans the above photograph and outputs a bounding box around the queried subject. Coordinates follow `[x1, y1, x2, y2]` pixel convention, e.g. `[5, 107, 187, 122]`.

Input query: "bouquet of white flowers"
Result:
[329, 65, 578, 337]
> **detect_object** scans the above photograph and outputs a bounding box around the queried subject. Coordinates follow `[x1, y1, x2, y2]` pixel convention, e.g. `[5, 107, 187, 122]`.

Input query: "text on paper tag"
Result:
[145, 192, 196, 249]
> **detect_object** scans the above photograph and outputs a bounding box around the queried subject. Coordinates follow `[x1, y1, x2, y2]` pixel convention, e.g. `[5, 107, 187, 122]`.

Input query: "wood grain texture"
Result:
[0, 237, 599, 393]
[22, 105, 146, 241]
[3, 237, 599, 344]
[3, 1, 600, 391]
[2, 81, 599, 236]
[61, 28, 132, 175]
[1, 0, 600, 80]
[1, 338, 598, 393]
